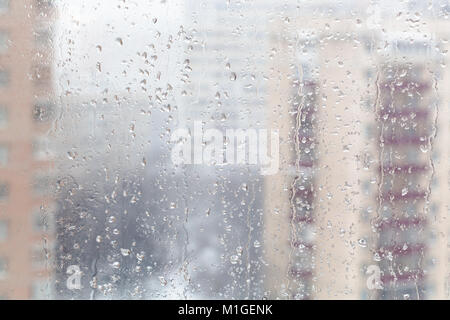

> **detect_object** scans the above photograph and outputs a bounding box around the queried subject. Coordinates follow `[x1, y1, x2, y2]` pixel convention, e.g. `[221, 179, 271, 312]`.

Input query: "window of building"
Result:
[31, 65, 51, 87]
[32, 137, 54, 160]
[0, 107, 7, 129]
[34, 28, 52, 48]
[0, 183, 8, 201]
[0, 220, 7, 242]
[0, 144, 8, 167]
[0, 257, 7, 280]
[0, 0, 8, 14]
[35, 0, 53, 10]
[32, 205, 55, 233]
[33, 102, 55, 123]
[0, 31, 8, 54]
[31, 245, 52, 269]
[32, 174, 53, 196]
[31, 279, 54, 300]
[0, 70, 8, 87]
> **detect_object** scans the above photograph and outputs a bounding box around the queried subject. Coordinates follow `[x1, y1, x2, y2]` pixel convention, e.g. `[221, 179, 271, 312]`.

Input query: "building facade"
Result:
[264, 1, 450, 299]
[0, 0, 55, 299]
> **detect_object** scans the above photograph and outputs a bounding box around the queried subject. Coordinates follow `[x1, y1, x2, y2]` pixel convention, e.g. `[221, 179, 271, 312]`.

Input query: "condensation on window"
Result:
[0, 0, 449, 300]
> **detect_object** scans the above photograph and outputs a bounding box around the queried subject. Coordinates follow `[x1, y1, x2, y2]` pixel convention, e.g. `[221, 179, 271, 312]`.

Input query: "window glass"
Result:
[0, 107, 7, 129]
[0, 70, 8, 87]
[0, 220, 7, 242]
[0, 257, 7, 280]
[0, 0, 450, 301]
[0, 144, 8, 167]
[0, 183, 8, 201]
[0, 31, 8, 53]
[0, 0, 8, 14]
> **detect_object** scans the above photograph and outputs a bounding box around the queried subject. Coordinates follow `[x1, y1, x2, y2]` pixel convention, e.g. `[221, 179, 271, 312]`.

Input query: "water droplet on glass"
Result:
[358, 238, 367, 247]
[401, 188, 408, 196]
[120, 248, 131, 256]
[159, 276, 167, 286]
[230, 255, 239, 264]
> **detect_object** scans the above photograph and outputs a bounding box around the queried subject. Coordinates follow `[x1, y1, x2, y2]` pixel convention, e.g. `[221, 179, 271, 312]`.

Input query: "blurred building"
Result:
[264, 0, 450, 299]
[0, 0, 55, 299]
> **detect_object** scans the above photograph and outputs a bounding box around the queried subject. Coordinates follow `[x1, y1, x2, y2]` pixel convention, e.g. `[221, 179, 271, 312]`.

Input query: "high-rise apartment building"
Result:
[0, 0, 55, 299]
[264, 1, 450, 299]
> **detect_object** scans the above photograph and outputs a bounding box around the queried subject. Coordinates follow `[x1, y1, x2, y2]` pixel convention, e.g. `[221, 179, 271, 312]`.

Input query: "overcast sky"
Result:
[54, 0, 184, 97]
